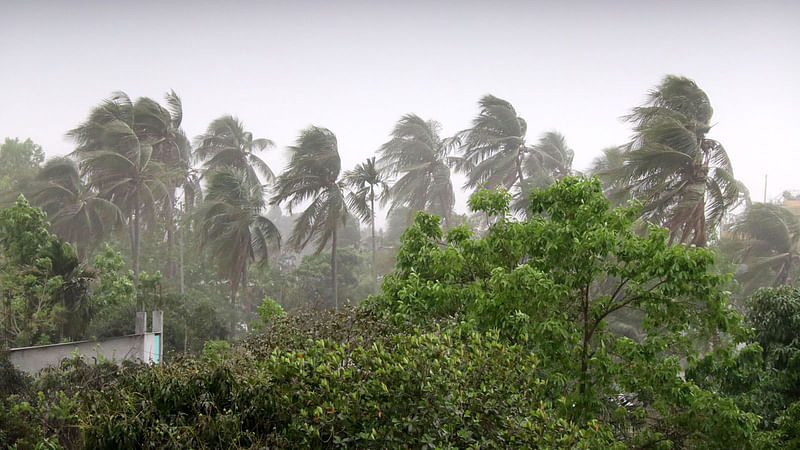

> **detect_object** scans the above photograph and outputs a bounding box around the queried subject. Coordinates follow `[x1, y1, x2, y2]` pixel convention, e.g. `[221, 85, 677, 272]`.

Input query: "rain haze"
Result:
[1, 0, 799, 217]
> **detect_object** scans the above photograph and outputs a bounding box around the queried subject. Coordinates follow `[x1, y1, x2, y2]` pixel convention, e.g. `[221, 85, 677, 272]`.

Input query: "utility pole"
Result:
[764, 174, 768, 203]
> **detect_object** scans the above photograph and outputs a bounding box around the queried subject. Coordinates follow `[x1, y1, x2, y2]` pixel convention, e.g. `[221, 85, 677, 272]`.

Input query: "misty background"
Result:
[1, 0, 798, 219]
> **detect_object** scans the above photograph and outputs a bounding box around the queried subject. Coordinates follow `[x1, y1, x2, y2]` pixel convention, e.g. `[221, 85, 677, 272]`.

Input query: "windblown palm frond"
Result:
[458, 95, 528, 193]
[195, 115, 274, 185]
[272, 126, 349, 308]
[344, 157, 388, 225]
[727, 203, 800, 291]
[603, 75, 741, 247]
[67, 91, 171, 283]
[378, 114, 455, 223]
[32, 157, 122, 258]
[588, 146, 627, 201]
[344, 157, 389, 292]
[198, 167, 280, 305]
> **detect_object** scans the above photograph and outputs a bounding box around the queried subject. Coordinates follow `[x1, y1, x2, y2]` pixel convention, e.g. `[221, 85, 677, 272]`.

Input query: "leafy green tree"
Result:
[372, 177, 753, 446]
[272, 126, 349, 308]
[278, 248, 372, 310]
[84, 320, 617, 448]
[725, 203, 800, 292]
[197, 167, 280, 310]
[0, 196, 94, 346]
[194, 115, 274, 187]
[0, 137, 44, 199]
[378, 114, 456, 224]
[68, 92, 169, 286]
[91, 244, 136, 309]
[603, 75, 740, 247]
[254, 296, 285, 328]
[689, 286, 800, 444]
[32, 157, 122, 258]
[344, 157, 388, 292]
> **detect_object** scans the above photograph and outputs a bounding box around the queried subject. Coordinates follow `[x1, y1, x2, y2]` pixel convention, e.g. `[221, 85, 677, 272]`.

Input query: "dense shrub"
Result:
[0, 357, 132, 449]
[84, 327, 619, 448]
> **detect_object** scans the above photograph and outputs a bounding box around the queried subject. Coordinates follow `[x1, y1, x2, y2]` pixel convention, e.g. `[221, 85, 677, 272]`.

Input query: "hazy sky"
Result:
[2, 0, 799, 219]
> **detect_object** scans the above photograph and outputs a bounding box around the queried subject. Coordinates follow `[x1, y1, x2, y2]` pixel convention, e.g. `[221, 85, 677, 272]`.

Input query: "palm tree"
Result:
[378, 114, 457, 224]
[513, 131, 576, 213]
[272, 126, 349, 309]
[194, 115, 275, 187]
[197, 167, 280, 310]
[68, 92, 169, 286]
[458, 95, 528, 194]
[727, 203, 800, 291]
[604, 75, 739, 247]
[134, 91, 194, 278]
[344, 157, 389, 292]
[32, 157, 122, 258]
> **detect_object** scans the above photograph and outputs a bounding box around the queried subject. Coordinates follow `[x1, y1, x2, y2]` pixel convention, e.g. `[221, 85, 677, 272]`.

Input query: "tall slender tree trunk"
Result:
[515, 148, 525, 191]
[165, 194, 176, 278]
[332, 226, 338, 310]
[132, 195, 141, 290]
[179, 227, 185, 295]
[370, 190, 378, 293]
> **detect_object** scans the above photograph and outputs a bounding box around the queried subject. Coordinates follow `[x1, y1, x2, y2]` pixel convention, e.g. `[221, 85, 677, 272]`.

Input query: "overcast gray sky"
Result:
[2, 0, 798, 219]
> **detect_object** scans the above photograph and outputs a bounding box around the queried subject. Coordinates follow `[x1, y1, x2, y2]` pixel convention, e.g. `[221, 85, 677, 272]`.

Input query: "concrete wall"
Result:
[8, 333, 162, 374]
[8, 311, 163, 375]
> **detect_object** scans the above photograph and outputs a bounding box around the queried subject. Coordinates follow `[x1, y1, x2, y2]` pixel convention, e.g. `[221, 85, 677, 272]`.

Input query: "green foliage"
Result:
[689, 285, 800, 439]
[287, 248, 373, 310]
[242, 306, 398, 359]
[371, 177, 755, 446]
[0, 195, 52, 266]
[0, 137, 44, 198]
[82, 324, 617, 448]
[0, 356, 127, 449]
[92, 244, 136, 308]
[256, 296, 285, 324]
[0, 197, 95, 346]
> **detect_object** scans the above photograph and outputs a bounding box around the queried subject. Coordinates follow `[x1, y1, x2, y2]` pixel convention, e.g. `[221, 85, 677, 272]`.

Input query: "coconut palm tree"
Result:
[378, 114, 456, 224]
[727, 203, 800, 291]
[512, 131, 576, 213]
[344, 157, 389, 292]
[272, 126, 349, 309]
[604, 75, 739, 247]
[194, 115, 274, 187]
[68, 92, 169, 286]
[458, 95, 528, 194]
[32, 157, 122, 258]
[197, 167, 280, 310]
[132, 91, 194, 277]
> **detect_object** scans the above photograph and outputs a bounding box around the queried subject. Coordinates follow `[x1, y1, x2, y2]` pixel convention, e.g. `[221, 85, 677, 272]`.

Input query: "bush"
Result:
[83, 327, 619, 448]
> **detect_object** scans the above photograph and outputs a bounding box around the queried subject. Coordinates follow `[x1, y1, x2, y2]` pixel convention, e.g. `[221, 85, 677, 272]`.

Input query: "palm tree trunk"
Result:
[132, 197, 140, 289]
[370, 190, 378, 293]
[691, 196, 707, 247]
[165, 195, 176, 278]
[515, 148, 525, 191]
[332, 226, 338, 310]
